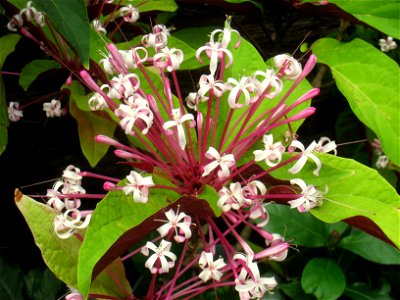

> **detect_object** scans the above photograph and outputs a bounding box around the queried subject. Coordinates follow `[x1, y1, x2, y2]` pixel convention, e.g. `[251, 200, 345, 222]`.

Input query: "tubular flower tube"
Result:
[31, 18, 329, 300]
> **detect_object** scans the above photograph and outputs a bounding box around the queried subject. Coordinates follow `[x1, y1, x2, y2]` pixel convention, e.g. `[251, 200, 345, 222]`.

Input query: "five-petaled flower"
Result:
[253, 134, 285, 167]
[202, 147, 235, 178]
[288, 140, 322, 176]
[123, 170, 155, 203]
[8, 101, 23, 122]
[156, 208, 192, 242]
[141, 239, 177, 274]
[43, 99, 63, 118]
[198, 251, 226, 282]
[288, 178, 326, 212]
[163, 109, 195, 150]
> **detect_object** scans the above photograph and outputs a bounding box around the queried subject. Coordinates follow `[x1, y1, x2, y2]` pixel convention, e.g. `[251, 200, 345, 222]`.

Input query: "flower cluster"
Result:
[379, 36, 397, 52]
[38, 18, 333, 299]
[46, 165, 91, 239]
[7, 1, 45, 32]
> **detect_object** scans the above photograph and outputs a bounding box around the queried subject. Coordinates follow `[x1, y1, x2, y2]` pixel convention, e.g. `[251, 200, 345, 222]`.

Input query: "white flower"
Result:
[379, 36, 397, 52]
[202, 147, 235, 178]
[92, 19, 106, 35]
[185, 92, 198, 111]
[123, 170, 155, 203]
[43, 99, 62, 117]
[54, 209, 91, 239]
[62, 165, 82, 185]
[88, 92, 108, 111]
[376, 155, 389, 169]
[20, 1, 45, 27]
[314, 136, 337, 155]
[226, 76, 258, 108]
[46, 180, 65, 212]
[197, 74, 226, 101]
[288, 140, 322, 176]
[253, 134, 285, 167]
[7, 14, 23, 32]
[115, 94, 153, 135]
[163, 109, 194, 150]
[119, 4, 139, 23]
[156, 208, 192, 242]
[288, 178, 325, 212]
[196, 41, 233, 76]
[108, 73, 140, 99]
[235, 261, 277, 299]
[241, 181, 269, 226]
[119, 47, 148, 69]
[252, 69, 283, 99]
[153, 47, 184, 72]
[142, 24, 171, 49]
[273, 54, 302, 80]
[141, 240, 177, 274]
[8, 102, 23, 122]
[265, 234, 288, 261]
[198, 251, 226, 282]
[209, 17, 240, 48]
[217, 182, 245, 212]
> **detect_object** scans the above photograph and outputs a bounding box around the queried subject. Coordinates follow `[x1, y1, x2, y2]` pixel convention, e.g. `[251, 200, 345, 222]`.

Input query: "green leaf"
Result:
[24, 268, 63, 300]
[312, 38, 400, 166]
[198, 184, 222, 217]
[330, 0, 400, 39]
[77, 178, 180, 297]
[279, 279, 314, 300]
[224, 0, 263, 10]
[264, 204, 346, 248]
[0, 34, 21, 156]
[0, 255, 24, 300]
[7, 0, 27, 9]
[33, 0, 90, 67]
[339, 230, 400, 265]
[174, 26, 216, 50]
[301, 258, 346, 300]
[19, 60, 61, 91]
[69, 96, 116, 167]
[14, 191, 132, 298]
[123, 0, 178, 12]
[271, 153, 400, 248]
[344, 282, 393, 300]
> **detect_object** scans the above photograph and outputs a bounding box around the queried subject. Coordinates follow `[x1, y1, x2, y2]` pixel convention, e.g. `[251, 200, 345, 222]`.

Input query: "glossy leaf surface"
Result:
[271, 153, 400, 248]
[301, 258, 346, 300]
[33, 0, 90, 66]
[312, 38, 400, 166]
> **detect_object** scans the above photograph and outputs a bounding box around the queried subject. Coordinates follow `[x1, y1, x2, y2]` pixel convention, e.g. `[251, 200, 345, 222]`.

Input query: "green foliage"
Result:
[19, 60, 61, 91]
[312, 38, 400, 166]
[24, 268, 63, 300]
[198, 184, 222, 217]
[14, 192, 132, 298]
[0, 255, 24, 299]
[0, 34, 21, 156]
[271, 153, 400, 248]
[344, 282, 393, 300]
[77, 178, 180, 297]
[123, 0, 178, 12]
[69, 89, 116, 167]
[33, 0, 90, 67]
[330, 0, 400, 39]
[339, 230, 400, 265]
[301, 258, 346, 300]
[264, 204, 346, 248]
[174, 26, 216, 50]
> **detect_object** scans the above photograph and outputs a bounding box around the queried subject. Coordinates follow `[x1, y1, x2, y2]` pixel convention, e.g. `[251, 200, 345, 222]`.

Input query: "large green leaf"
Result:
[33, 0, 90, 67]
[14, 191, 132, 298]
[24, 268, 63, 300]
[339, 230, 400, 265]
[301, 258, 346, 300]
[264, 204, 346, 248]
[69, 96, 116, 167]
[271, 153, 400, 248]
[330, 0, 400, 39]
[19, 59, 61, 91]
[0, 34, 21, 156]
[312, 38, 400, 166]
[77, 178, 180, 297]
